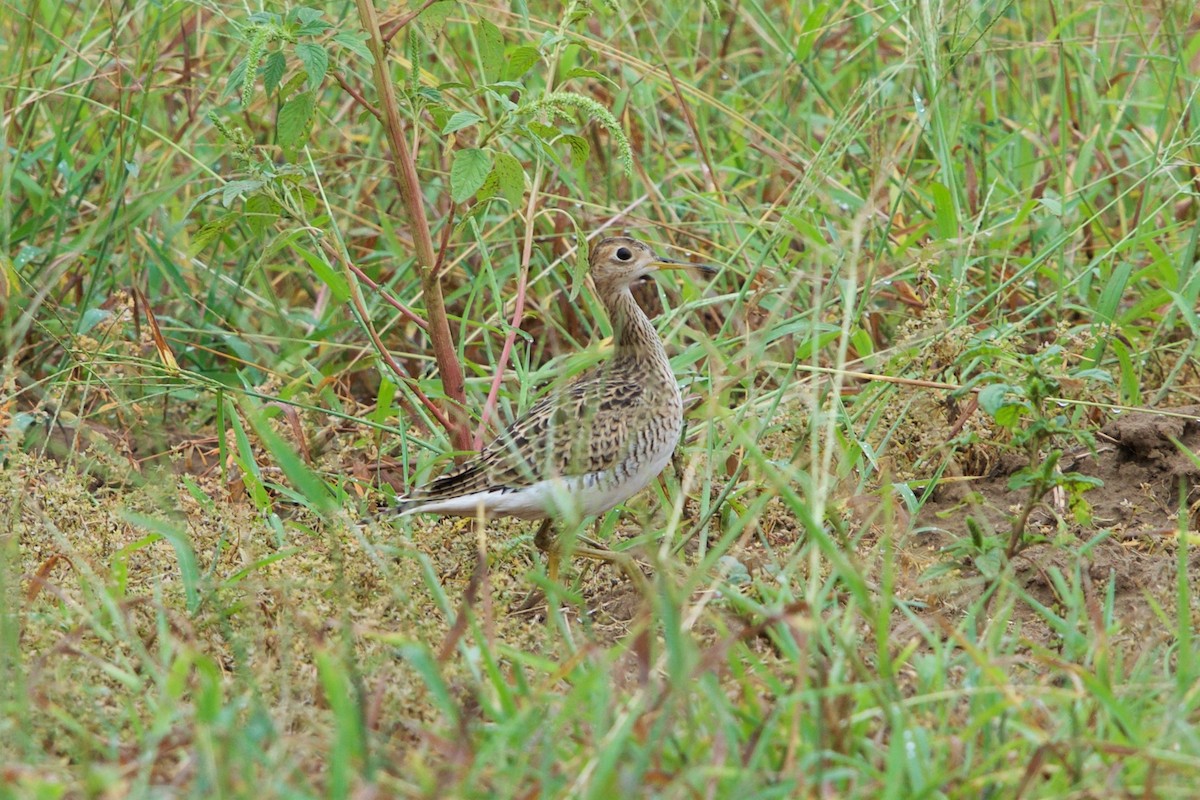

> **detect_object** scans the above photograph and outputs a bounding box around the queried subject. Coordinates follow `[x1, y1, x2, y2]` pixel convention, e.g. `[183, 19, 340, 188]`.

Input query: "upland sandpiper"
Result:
[395, 236, 714, 585]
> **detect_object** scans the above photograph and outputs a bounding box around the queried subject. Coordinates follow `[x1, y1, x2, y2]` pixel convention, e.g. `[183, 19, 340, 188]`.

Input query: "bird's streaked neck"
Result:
[606, 286, 663, 360]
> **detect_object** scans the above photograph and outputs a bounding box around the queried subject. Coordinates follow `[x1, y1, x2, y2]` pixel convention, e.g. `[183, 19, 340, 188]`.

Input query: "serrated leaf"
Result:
[453, 198, 492, 236]
[333, 31, 373, 63]
[561, 134, 589, 166]
[441, 111, 485, 134]
[278, 91, 315, 149]
[222, 179, 264, 208]
[527, 121, 557, 139]
[290, 6, 323, 25]
[245, 194, 281, 236]
[263, 51, 286, 95]
[297, 20, 333, 36]
[476, 18, 504, 83]
[420, 1, 455, 35]
[295, 43, 328, 90]
[191, 214, 236, 254]
[475, 168, 500, 203]
[504, 45, 541, 80]
[450, 148, 493, 203]
[491, 151, 525, 206]
[278, 71, 308, 100]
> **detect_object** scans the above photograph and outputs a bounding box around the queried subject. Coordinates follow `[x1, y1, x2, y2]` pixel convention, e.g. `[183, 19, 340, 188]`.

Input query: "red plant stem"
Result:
[354, 0, 469, 452]
[346, 261, 428, 330]
[320, 240, 453, 433]
[473, 254, 532, 449]
[473, 169, 544, 448]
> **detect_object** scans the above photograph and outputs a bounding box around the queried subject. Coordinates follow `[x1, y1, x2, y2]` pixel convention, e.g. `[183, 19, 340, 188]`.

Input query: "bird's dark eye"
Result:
[615, 247, 633, 261]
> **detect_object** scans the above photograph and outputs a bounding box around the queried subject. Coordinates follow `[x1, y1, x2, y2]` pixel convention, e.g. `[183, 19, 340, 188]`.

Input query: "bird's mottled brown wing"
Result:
[403, 371, 644, 503]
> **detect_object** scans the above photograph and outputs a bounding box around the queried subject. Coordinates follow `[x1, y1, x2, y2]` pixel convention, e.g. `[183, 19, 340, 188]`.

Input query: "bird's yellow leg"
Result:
[512, 519, 557, 614]
[573, 544, 650, 595]
[533, 518, 557, 580]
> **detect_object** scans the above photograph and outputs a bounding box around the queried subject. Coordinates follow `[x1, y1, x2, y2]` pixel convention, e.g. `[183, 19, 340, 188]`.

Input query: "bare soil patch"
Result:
[909, 405, 1200, 654]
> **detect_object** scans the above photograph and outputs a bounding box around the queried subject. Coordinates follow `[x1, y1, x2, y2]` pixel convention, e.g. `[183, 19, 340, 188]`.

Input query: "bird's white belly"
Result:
[573, 439, 677, 517]
[405, 434, 677, 521]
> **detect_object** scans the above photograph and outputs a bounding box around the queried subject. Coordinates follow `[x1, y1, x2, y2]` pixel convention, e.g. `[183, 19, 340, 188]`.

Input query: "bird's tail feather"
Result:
[392, 460, 488, 515]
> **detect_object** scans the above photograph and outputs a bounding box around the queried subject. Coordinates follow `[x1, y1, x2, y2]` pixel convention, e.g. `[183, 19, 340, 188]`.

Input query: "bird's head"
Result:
[588, 236, 716, 300]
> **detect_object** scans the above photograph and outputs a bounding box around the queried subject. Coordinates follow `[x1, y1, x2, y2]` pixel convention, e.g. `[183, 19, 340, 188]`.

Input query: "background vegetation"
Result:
[3, 0, 1200, 796]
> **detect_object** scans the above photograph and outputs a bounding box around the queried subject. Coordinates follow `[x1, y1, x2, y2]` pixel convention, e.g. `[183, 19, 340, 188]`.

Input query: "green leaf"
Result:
[333, 31, 373, 63]
[79, 307, 113, 334]
[475, 168, 500, 203]
[1072, 368, 1113, 384]
[315, 649, 365, 799]
[297, 19, 332, 36]
[263, 51, 286, 95]
[562, 66, 611, 84]
[1095, 261, 1132, 324]
[290, 6, 323, 25]
[527, 121, 557, 140]
[560, 134, 590, 166]
[504, 45, 541, 80]
[993, 403, 1024, 429]
[277, 91, 315, 149]
[476, 18, 504, 83]
[221, 179, 263, 208]
[239, 397, 339, 515]
[190, 214, 235, 254]
[278, 70, 308, 100]
[245, 194, 281, 236]
[568, 218, 589, 300]
[930, 181, 957, 239]
[1039, 195, 1063, 216]
[453, 195, 494, 235]
[450, 148, 494, 202]
[491, 151, 525, 206]
[121, 513, 202, 614]
[290, 242, 350, 303]
[398, 643, 459, 723]
[295, 43, 328, 90]
[976, 383, 1014, 415]
[420, 1, 455, 36]
[441, 110, 485, 134]
[974, 548, 1003, 581]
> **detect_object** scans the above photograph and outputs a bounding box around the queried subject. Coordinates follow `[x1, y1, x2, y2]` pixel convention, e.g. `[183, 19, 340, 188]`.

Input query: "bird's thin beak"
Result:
[651, 257, 719, 277]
